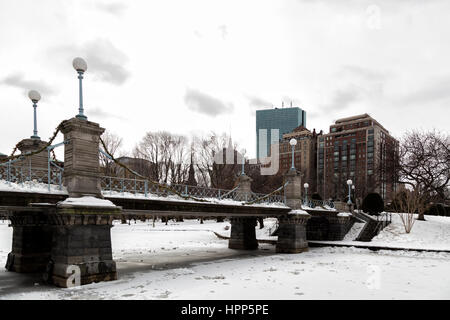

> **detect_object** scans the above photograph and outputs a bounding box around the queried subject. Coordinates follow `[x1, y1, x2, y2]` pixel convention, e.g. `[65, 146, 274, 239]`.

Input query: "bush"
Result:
[311, 193, 323, 201]
[362, 193, 384, 215]
[426, 203, 449, 216]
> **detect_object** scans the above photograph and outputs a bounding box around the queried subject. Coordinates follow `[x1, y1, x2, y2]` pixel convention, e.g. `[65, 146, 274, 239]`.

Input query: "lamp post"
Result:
[241, 149, 246, 176]
[28, 90, 41, 140]
[72, 57, 88, 120]
[304, 182, 309, 204]
[347, 179, 353, 211]
[289, 138, 297, 170]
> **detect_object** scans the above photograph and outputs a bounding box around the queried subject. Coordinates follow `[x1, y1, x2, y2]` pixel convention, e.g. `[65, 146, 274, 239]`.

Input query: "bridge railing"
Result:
[0, 162, 64, 190]
[302, 198, 335, 209]
[100, 175, 286, 204]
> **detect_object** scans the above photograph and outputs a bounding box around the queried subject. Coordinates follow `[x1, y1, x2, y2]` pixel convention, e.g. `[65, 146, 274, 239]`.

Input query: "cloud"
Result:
[184, 89, 233, 117]
[399, 76, 450, 106]
[218, 25, 228, 39]
[89, 107, 127, 120]
[339, 65, 387, 82]
[0, 72, 56, 97]
[51, 39, 130, 85]
[247, 95, 272, 108]
[96, 2, 128, 16]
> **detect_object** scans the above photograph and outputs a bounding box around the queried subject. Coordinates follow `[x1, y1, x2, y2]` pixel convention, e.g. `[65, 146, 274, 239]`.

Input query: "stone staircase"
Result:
[352, 211, 392, 242]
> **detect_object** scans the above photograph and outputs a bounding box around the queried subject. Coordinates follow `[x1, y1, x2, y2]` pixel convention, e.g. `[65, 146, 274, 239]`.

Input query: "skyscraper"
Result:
[256, 107, 306, 159]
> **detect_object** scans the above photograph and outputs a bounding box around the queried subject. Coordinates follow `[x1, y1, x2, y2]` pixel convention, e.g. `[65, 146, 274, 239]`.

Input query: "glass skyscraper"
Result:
[256, 107, 306, 159]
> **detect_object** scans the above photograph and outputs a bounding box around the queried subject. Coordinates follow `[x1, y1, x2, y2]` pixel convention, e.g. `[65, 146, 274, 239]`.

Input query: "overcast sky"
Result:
[1, 0, 449, 159]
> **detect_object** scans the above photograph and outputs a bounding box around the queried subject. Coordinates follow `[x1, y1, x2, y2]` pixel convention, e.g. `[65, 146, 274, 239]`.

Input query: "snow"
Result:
[370, 214, 450, 250]
[102, 190, 288, 208]
[0, 216, 450, 299]
[0, 179, 287, 208]
[343, 222, 365, 241]
[337, 212, 352, 217]
[57, 196, 117, 208]
[289, 209, 309, 216]
[0, 180, 67, 194]
[301, 205, 337, 211]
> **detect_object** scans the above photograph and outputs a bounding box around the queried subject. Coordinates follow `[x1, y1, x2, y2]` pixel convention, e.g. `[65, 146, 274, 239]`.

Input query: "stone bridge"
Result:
[0, 113, 353, 288]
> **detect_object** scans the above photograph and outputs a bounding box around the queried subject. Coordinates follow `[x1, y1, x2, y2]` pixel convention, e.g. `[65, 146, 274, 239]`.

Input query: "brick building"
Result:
[317, 114, 399, 202]
[278, 126, 321, 193]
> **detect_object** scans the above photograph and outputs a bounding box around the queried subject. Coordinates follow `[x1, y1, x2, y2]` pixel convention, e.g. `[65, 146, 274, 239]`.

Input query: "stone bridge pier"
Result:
[228, 174, 258, 250]
[6, 117, 122, 287]
[227, 169, 310, 253]
[276, 169, 310, 253]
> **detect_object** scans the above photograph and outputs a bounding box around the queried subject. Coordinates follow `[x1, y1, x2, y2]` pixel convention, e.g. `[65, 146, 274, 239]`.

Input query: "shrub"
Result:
[311, 193, 323, 201]
[362, 193, 384, 215]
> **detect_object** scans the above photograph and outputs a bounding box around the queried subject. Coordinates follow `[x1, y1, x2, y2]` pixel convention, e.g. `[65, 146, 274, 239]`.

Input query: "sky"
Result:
[0, 0, 449, 159]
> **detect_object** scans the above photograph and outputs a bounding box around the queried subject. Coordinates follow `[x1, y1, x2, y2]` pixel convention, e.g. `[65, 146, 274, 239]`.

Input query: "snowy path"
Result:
[1, 219, 450, 299]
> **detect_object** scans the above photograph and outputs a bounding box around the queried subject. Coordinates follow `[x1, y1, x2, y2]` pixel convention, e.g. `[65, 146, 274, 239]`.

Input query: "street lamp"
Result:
[72, 57, 88, 120]
[241, 149, 246, 176]
[28, 90, 41, 140]
[346, 179, 353, 207]
[304, 182, 309, 203]
[289, 138, 297, 170]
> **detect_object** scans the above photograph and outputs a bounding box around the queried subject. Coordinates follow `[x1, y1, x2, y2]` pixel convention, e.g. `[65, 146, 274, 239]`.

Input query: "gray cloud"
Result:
[339, 65, 387, 82]
[51, 39, 130, 85]
[0, 72, 56, 97]
[247, 95, 272, 108]
[184, 89, 233, 117]
[96, 2, 128, 16]
[399, 76, 450, 106]
[89, 107, 127, 120]
[218, 25, 228, 39]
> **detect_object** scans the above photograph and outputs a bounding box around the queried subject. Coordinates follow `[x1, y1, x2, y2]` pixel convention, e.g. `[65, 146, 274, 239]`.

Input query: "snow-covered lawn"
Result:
[0, 218, 450, 300]
[327, 214, 450, 251]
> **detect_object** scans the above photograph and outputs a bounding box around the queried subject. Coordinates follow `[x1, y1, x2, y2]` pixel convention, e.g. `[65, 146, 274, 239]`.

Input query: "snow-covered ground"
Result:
[0, 216, 450, 300]
[323, 214, 450, 251]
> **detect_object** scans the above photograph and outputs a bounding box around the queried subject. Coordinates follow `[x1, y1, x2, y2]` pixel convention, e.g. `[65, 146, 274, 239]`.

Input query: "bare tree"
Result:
[398, 130, 450, 220]
[133, 131, 189, 184]
[391, 189, 427, 233]
[100, 131, 123, 176]
[193, 132, 240, 189]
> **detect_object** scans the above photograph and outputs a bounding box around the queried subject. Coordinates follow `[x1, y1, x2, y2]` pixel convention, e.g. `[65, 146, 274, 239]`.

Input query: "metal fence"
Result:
[0, 162, 64, 190]
[100, 175, 286, 205]
[302, 198, 335, 209]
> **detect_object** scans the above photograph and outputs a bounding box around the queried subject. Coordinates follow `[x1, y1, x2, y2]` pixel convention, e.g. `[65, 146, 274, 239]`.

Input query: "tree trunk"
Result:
[258, 217, 264, 229]
[417, 211, 426, 221]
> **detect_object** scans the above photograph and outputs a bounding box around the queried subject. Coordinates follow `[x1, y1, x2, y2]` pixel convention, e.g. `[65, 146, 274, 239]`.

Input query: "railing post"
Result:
[58, 171, 62, 190]
[121, 178, 124, 194]
[47, 148, 51, 192]
[145, 180, 148, 197]
[185, 185, 188, 196]
[134, 177, 137, 195]
[28, 158, 31, 182]
[109, 176, 112, 195]
[7, 160, 11, 185]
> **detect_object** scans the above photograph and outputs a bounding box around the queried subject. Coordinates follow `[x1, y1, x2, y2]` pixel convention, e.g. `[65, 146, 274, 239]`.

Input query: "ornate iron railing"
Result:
[0, 162, 64, 190]
[100, 175, 286, 205]
[302, 198, 335, 209]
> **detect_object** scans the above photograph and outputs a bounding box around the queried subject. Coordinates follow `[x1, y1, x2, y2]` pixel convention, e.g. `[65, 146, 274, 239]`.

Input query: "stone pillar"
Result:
[234, 174, 253, 201]
[276, 213, 310, 253]
[5, 209, 53, 273]
[17, 138, 49, 171]
[283, 169, 302, 209]
[228, 217, 258, 250]
[60, 118, 105, 198]
[46, 204, 121, 287]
